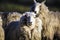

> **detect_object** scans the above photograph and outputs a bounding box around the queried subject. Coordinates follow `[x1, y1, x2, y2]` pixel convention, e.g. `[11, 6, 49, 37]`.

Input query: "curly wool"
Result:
[0, 15, 4, 40]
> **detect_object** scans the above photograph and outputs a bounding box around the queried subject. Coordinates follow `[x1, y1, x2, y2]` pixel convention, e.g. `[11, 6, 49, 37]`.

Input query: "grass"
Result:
[0, 3, 60, 13]
[0, 3, 30, 13]
[48, 6, 60, 11]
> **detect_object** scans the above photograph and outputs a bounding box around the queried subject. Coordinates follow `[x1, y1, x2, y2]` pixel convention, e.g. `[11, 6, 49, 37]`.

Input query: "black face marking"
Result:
[21, 15, 27, 25]
[34, 11, 36, 13]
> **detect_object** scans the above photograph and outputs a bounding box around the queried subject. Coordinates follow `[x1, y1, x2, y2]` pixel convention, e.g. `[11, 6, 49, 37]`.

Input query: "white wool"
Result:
[0, 15, 4, 40]
[7, 12, 22, 23]
[0, 16, 2, 26]
[36, 17, 42, 33]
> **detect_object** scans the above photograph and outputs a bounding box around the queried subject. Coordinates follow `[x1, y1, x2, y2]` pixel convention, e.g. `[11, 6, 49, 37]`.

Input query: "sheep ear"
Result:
[33, 0, 37, 3]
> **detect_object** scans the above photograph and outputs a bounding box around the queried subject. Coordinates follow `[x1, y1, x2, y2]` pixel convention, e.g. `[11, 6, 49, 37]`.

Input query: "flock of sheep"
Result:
[0, 0, 60, 40]
[0, 11, 42, 40]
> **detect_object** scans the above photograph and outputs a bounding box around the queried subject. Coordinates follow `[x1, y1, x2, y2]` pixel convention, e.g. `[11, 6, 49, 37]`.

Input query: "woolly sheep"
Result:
[6, 12, 42, 40]
[5, 12, 22, 40]
[31, 0, 60, 40]
[17, 12, 42, 40]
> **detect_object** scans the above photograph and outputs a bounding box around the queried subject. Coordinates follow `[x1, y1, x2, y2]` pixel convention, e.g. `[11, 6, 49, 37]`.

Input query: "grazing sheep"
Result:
[17, 12, 42, 40]
[31, 0, 60, 40]
[0, 15, 5, 40]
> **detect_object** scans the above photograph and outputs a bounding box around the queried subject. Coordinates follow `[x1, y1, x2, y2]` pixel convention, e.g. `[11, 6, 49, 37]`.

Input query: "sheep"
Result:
[5, 12, 22, 40]
[0, 15, 5, 40]
[31, 0, 60, 40]
[17, 12, 42, 40]
[1, 12, 22, 29]
[5, 12, 42, 40]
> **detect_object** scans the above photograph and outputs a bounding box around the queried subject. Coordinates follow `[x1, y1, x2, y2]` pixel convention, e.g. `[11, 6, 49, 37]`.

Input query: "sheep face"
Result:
[26, 12, 36, 25]
[34, 2, 41, 14]
[31, 0, 41, 14]
[22, 12, 36, 29]
[30, 2, 41, 14]
[31, 0, 49, 15]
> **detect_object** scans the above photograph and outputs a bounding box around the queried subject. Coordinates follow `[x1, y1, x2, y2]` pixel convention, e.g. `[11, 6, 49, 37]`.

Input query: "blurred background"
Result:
[0, 0, 60, 13]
